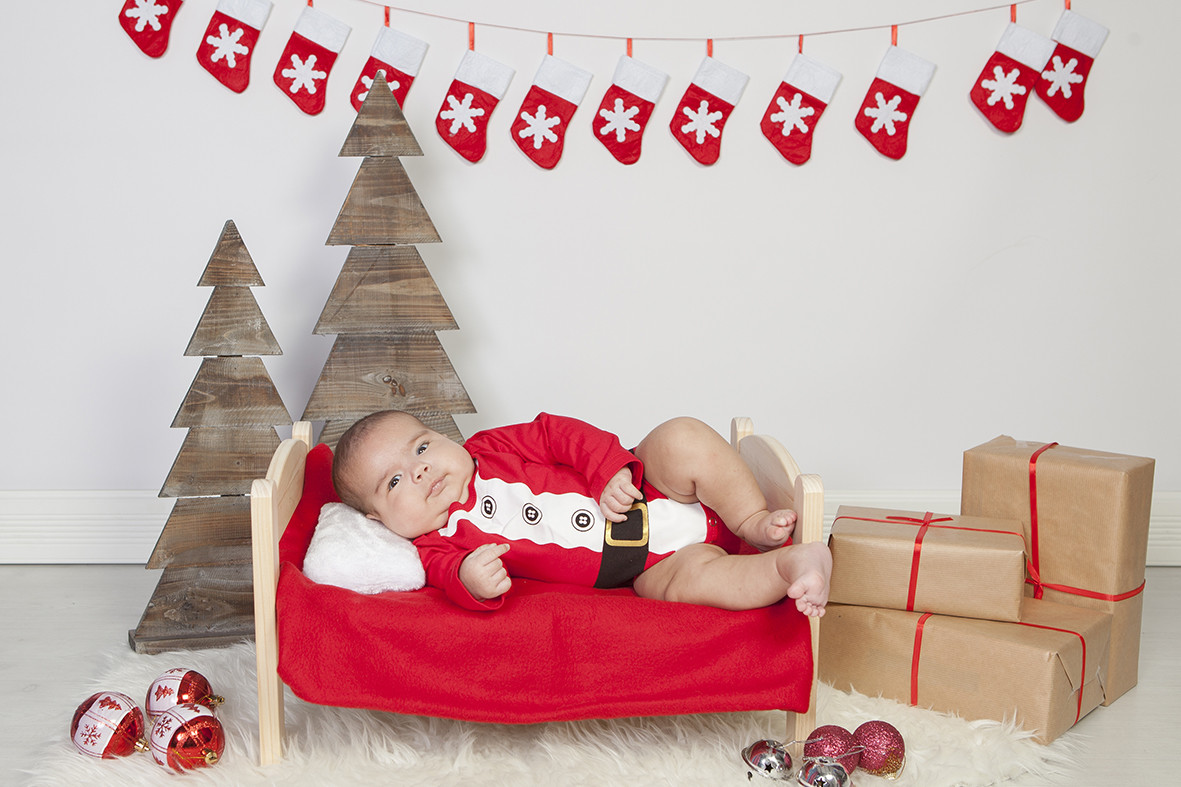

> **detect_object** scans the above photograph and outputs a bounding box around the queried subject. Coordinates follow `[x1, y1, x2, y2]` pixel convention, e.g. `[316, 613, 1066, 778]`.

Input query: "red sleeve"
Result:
[415, 533, 504, 612]
[461, 413, 643, 502]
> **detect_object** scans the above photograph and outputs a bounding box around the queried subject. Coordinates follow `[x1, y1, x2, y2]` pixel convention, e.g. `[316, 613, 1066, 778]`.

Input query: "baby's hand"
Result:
[459, 543, 512, 601]
[600, 467, 642, 523]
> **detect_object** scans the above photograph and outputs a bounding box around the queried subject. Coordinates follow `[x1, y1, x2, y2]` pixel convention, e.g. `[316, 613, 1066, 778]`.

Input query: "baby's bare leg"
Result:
[634, 417, 794, 549]
[633, 542, 832, 615]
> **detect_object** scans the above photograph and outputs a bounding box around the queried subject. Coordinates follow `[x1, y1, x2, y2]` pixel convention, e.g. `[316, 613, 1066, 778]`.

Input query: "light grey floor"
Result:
[2, 565, 1179, 785]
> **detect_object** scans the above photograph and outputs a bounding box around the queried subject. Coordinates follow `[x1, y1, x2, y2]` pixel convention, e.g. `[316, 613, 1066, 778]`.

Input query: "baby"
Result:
[332, 411, 831, 615]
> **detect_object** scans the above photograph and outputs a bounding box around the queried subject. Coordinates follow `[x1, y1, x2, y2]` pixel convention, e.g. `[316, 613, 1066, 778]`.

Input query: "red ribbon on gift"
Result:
[1025, 442, 1147, 603]
[1018, 621, 1087, 724]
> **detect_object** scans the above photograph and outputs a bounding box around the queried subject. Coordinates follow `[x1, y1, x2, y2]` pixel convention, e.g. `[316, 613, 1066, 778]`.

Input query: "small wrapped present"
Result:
[961, 436, 1154, 704]
[819, 598, 1112, 744]
[828, 506, 1026, 621]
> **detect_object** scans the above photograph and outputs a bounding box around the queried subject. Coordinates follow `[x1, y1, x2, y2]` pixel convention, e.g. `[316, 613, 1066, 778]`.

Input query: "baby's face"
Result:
[354, 415, 476, 539]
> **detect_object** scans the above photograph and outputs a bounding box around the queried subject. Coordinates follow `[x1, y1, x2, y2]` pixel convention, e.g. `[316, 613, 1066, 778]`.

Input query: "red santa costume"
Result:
[414, 413, 740, 610]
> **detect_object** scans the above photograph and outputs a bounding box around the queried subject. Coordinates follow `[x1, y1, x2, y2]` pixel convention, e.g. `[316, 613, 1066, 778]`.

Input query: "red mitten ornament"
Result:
[855, 46, 936, 160]
[146, 668, 224, 718]
[970, 23, 1056, 133]
[593, 55, 669, 165]
[148, 704, 226, 772]
[273, 6, 351, 115]
[119, 0, 183, 58]
[436, 50, 515, 163]
[350, 27, 428, 112]
[670, 57, 749, 166]
[511, 56, 593, 169]
[1036, 9, 1108, 123]
[71, 692, 147, 759]
[197, 0, 273, 94]
[760, 53, 842, 165]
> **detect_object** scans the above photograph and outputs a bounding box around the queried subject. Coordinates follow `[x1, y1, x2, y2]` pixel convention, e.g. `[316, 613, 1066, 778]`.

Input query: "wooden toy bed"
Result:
[250, 417, 823, 767]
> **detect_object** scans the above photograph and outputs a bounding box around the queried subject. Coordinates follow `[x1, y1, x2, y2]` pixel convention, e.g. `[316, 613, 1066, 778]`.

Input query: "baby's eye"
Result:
[388, 474, 401, 490]
[416, 443, 428, 455]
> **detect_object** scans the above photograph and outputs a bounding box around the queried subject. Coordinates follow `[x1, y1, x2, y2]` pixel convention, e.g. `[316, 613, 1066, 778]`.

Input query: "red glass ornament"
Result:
[148, 703, 226, 772]
[803, 724, 860, 774]
[70, 691, 147, 759]
[145, 668, 224, 718]
[853, 720, 906, 779]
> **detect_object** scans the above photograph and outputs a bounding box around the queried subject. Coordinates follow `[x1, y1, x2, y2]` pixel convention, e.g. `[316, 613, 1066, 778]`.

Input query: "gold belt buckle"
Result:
[604, 501, 649, 547]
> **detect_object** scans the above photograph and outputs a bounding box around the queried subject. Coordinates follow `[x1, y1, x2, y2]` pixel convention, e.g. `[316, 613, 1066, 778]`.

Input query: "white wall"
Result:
[1, 1, 1176, 560]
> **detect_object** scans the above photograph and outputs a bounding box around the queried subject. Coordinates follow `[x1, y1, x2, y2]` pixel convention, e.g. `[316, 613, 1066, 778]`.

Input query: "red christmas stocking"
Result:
[970, 23, 1055, 133]
[855, 46, 936, 160]
[511, 56, 593, 170]
[273, 6, 351, 116]
[119, 0, 183, 58]
[1036, 10, 1108, 123]
[196, 0, 273, 94]
[669, 57, 749, 166]
[760, 53, 842, 165]
[436, 50, 515, 163]
[592, 56, 669, 165]
[350, 27, 428, 112]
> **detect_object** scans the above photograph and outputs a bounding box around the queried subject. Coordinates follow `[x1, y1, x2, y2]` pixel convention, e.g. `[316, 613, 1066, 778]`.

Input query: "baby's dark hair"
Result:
[332, 410, 422, 513]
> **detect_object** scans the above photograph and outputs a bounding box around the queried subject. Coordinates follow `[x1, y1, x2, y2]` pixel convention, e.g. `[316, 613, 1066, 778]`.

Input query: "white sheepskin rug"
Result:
[25, 642, 1084, 786]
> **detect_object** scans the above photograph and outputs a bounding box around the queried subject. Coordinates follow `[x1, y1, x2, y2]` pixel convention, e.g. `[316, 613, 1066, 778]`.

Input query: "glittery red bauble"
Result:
[853, 720, 906, 779]
[148, 704, 226, 772]
[804, 725, 860, 774]
[145, 668, 224, 718]
[70, 692, 146, 759]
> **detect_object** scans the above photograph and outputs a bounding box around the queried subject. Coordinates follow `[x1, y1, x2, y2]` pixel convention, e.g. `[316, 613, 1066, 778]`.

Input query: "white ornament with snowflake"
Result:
[969, 23, 1055, 134]
[1036, 10, 1108, 123]
[669, 57, 749, 166]
[119, 0, 183, 58]
[349, 27, 428, 113]
[272, 6, 350, 115]
[510, 55, 593, 169]
[591, 56, 669, 165]
[435, 50, 515, 163]
[855, 46, 936, 160]
[197, 0, 272, 94]
[760, 53, 841, 165]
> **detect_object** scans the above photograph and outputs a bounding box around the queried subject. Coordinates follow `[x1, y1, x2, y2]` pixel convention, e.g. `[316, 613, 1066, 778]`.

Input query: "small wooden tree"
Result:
[303, 73, 473, 446]
[130, 220, 291, 653]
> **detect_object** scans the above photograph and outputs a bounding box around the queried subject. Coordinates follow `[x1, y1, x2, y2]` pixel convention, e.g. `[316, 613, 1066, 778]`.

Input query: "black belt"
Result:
[593, 496, 650, 588]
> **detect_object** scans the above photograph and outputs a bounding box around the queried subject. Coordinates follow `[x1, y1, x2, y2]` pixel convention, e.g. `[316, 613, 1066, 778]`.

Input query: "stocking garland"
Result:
[511, 55, 594, 169]
[119, 0, 183, 58]
[350, 27, 428, 112]
[273, 6, 351, 116]
[970, 23, 1056, 133]
[435, 50, 515, 163]
[197, 0, 273, 94]
[1036, 9, 1108, 123]
[669, 56, 749, 166]
[760, 53, 842, 165]
[855, 46, 936, 160]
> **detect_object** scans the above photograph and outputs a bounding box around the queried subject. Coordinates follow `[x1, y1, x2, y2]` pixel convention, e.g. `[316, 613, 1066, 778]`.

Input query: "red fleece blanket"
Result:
[276, 443, 813, 722]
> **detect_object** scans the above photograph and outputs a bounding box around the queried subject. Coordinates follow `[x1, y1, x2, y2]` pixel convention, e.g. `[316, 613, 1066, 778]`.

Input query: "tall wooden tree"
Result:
[303, 73, 473, 447]
[130, 220, 291, 653]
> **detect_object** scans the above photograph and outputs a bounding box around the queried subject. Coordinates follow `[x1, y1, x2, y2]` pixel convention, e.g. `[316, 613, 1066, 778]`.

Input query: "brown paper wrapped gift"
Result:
[819, 598, 1111, 744]
[828, 506, 1026, 621]
[961, 436, 1154, 704]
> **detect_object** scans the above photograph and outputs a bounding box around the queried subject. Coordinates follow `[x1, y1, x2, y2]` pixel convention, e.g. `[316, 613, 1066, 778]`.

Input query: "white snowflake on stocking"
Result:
[598, 98, 641, 143]
[440, 92, 485, 135]
[863, 91, 907, 135]
[518, 104, 562, 149]
[282, 54, 327, 95]
[769, 92, 815, 136]
[124, 0, 170, 32]
[357, 69, 399, 104]
[680, 100, 723, 144]
[980, 66, 1026, 110]
[1041, 55, 1083, 98]
[207, 24, 249, 69]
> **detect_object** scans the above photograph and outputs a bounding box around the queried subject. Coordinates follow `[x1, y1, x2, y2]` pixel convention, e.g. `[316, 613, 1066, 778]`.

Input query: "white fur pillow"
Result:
[302, 503, 426, 594]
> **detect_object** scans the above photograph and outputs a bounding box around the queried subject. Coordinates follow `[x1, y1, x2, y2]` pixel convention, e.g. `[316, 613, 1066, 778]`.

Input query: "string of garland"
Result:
[117, 0, 1105, 164]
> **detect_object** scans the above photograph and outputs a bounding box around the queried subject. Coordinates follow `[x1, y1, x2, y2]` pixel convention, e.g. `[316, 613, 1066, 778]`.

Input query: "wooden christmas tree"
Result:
[130, 220, 291, 654]
[304, 73, 473, 447]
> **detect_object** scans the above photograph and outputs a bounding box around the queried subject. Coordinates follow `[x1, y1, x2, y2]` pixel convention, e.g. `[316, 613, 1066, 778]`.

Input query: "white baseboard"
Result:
[2, 490, 1179, 565]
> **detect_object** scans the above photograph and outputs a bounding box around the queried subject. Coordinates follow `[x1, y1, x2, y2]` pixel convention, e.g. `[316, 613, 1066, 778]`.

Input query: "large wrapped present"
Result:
[819, 598, 1112, 744]
[961, 436, 1154, 704]
[828, 506, 1025, 621]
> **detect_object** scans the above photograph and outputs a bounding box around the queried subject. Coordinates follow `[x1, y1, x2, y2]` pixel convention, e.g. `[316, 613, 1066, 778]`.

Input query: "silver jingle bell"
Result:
[741, 739, 794, 780]
[797, 757, 851, 787]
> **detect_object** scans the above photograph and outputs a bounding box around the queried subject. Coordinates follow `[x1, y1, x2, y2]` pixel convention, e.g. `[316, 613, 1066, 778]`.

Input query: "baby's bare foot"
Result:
[776, 542, 832, 617]
[742, 509, 797, 551]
